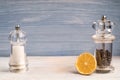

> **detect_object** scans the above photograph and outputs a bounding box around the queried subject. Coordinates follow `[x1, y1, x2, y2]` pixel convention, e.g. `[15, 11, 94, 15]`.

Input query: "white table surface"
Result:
[0, 56, 120, 80]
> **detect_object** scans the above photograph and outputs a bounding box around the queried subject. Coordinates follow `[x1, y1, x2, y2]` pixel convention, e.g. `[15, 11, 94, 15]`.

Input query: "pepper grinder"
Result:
[92, 16, 115, 73]
[9, 25, 28, 73]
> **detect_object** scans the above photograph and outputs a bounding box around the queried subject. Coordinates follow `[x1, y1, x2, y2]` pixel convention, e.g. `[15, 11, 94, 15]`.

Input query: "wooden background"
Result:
[0, 0, 120, 56]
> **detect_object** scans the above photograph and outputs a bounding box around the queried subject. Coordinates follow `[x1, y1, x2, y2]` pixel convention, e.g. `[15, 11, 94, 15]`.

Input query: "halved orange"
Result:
[75, 52, 97, 75]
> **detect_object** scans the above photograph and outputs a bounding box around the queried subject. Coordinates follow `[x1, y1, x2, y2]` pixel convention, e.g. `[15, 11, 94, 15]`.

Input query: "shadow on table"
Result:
[1, 69, 9, 72]
[56, 66, 79, 74]
[0, 68, 9, 72]
[69, 70, 79, 74]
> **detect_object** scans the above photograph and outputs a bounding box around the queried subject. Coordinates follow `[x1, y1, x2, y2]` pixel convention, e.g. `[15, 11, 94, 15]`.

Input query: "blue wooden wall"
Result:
[0, 0, 120, 56]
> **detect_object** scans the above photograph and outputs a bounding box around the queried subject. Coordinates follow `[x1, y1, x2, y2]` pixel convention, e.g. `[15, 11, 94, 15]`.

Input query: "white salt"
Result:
[10, 46, 26, 65]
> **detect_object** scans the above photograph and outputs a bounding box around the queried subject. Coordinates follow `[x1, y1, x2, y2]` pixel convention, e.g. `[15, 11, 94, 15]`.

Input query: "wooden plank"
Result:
[0, 0, 120, 56]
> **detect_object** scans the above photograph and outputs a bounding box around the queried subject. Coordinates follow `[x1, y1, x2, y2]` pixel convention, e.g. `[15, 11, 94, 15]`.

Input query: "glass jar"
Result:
[9, 25, 28, 73]
[92, 16, 115, 73]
